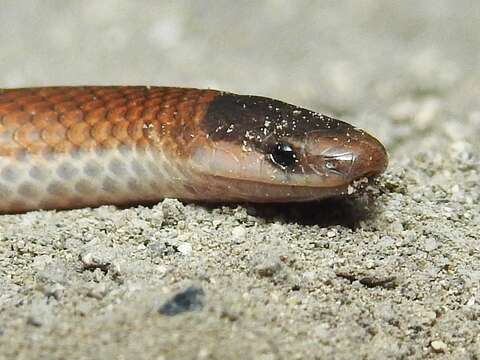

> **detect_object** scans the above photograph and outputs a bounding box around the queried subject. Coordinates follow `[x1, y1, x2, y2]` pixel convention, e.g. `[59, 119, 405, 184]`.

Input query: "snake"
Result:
[0, 86, 388, 213]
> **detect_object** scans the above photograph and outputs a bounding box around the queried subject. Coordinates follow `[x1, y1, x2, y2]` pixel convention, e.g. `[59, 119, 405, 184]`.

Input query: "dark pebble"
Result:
[158, 286, 205, 316]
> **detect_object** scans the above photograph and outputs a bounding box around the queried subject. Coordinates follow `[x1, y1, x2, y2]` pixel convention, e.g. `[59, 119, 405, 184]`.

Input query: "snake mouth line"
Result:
[186, 174, 358, 203]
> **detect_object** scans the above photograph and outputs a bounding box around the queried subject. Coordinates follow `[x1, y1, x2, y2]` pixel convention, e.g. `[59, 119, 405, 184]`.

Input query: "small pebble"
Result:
[254, 257, 282, 277]
[148, 241, 167, 255]
[177, 242, 192, 256]
[87, 283, 108, 300]
[380, 236, 395, 248]
[431, 340, 448, 353]
[161, 198, 185, 225]
[80, 252, 111, 271]
[326, 229, 337, 238]
[159, 286, 205, 316]
[26, 316, 42, 327]
[424, 237, 438, 252]
[231, 226, 246, 243]
[415, 98, 441, 129]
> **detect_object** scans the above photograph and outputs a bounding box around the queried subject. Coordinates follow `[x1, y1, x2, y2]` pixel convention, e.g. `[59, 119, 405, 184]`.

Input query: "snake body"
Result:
[0, 86, 387, 213]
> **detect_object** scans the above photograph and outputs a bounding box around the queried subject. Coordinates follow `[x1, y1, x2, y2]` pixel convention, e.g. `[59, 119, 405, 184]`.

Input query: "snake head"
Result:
[190, 93, 388, 202]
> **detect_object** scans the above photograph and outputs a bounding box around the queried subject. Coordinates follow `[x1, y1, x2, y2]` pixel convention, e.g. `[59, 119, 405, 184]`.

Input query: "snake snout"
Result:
[347, 132, 388, 181]
[305, 127, 388, 182]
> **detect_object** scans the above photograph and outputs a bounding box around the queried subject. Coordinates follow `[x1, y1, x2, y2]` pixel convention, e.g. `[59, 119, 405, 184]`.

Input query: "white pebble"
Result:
[327, 229, 337, 238]
[177, 243, 192, 256]
[431, 340, 447, 353]
[231, 226, 246, 242]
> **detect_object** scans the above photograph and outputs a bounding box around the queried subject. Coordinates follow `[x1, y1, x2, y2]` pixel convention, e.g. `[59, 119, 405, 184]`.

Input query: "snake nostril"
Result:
[325, 159, 335, 170]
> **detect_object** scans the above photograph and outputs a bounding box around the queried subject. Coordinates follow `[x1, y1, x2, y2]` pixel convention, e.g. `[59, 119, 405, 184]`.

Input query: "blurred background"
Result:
[0, 0, 479, 155]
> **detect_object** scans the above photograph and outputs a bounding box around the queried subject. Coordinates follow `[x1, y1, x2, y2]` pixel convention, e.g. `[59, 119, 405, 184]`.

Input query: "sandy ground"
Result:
[0, 1, 479, 359]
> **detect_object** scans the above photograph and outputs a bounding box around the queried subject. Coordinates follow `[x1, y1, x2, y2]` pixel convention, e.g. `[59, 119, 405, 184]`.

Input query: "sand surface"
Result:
[0, 1, 479, 359]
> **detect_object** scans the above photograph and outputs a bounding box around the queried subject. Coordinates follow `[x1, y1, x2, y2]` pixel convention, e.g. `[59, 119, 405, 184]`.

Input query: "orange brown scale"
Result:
[0, 86, 219, 157]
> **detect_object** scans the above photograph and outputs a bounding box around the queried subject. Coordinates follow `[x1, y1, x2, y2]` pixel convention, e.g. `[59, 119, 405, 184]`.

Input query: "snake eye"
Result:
[269, 143, 297, 168]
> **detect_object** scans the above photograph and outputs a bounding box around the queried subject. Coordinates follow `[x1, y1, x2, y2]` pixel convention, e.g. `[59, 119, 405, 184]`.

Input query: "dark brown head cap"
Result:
[201, 93, 387, 184]
[202, 93, 352, 143]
